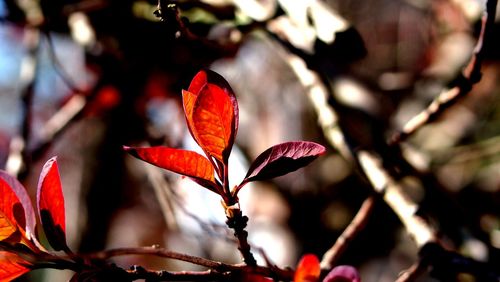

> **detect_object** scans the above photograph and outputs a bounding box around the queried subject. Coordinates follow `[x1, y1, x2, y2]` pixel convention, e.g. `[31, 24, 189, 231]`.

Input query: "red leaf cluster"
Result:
[125, 70, 325, 205]
[0, 157, 70, 280]
[294, 255, 361, 282]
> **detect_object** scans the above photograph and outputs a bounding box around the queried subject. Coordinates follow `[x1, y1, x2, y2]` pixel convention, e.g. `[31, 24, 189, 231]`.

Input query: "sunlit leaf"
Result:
[294, 254, 321, 282]
[124, 146, 220, 193]
[239, 141, 325, 190]
[0, 212, 17, 241]
[0, 171, 36, 242]
[183, 70, 238, 164]
[0, 251, 31, 281]
[323, 265, 361, 282]
[37, 157, 68, 252]
[192, 84, 236, 163]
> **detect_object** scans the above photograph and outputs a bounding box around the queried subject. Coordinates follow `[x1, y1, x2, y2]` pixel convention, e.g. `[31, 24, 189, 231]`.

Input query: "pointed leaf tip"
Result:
[37, 157, 68, 252]
[294, 254, 320, 282]
[239, 141, 325, 191]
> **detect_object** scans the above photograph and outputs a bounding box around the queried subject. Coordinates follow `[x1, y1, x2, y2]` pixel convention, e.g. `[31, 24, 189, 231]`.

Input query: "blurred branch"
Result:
[396, 259, 429, 282]
[320, 195, 376, 270]
[389, 0, 499, 145]
[275, 22, 438, 280]
[43, 31, 89, 95]
[143, 162, 180, 231]
[431, 134, 500, 165]
[281, 47, 436, 246]
[6, 27, 40, 178]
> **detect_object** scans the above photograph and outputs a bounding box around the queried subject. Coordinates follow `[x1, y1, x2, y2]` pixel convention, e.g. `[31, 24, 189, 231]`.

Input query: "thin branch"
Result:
[389, 0, 498, 145]
[85, 246, 292, 280]
[43, 31, 89, 95]
[87, 246, 230, 271]
[126, 266, 228, 281]
[320, 195, 376, 270]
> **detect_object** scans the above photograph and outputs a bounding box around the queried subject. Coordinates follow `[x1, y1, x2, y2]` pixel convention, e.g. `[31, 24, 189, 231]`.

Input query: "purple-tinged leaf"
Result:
[323, 265, 361, 282]
[37, 157, 69, 252]
[0, 171, 36, 243]
[238, 141, 325, 191]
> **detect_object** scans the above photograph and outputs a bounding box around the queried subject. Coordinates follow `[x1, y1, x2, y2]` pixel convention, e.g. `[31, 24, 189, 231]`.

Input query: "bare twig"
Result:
[320, 196, 376, 270]
[87, 246, 292, 280]
[88, 246, 231, 271]
[389, 0, 498, 145]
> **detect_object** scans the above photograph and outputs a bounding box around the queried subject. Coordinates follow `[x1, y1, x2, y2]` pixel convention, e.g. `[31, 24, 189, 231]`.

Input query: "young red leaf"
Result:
[294, 254, 321, 282]
[123, 146, 220, 193]
[0, 251, 31, 281]
[238, 141, 325, 190]
[37, 157, 68, 252]
[0, 171, 36, 242]
[183, 70, 238, 164]
[192, 84, 236, 163]
[323, 265, 361, 282]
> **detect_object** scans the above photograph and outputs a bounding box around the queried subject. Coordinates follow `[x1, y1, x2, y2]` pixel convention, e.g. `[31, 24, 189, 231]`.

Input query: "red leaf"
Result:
[322, 265, 361, 282]
[124, 146, 220, 193]
[0, 211, 17, 241]
[0, 251, 31, 281]
[0, 171, 36, 242]
[37, 157, 68, 252]
[239, 141, 325, 190]
[294, 254, 321, 282]
[183, 70, 238, 164]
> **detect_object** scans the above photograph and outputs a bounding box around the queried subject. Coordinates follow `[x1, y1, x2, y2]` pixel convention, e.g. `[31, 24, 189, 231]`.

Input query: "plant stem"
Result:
[225, 208, 257, 266]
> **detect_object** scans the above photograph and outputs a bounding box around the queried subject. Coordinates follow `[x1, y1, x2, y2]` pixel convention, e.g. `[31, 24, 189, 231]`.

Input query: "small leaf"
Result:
[124, 146, 220, 193]
[0, 251, 31, 281]
[0, 211, 17, 241]
[183, 70, 238, 164]
[239, 141, 325, 189]
[37, 157, 68, 252]
[0, 171, 36, 242]
[294, 254, 321, 282]
[323, 265, 361, 282]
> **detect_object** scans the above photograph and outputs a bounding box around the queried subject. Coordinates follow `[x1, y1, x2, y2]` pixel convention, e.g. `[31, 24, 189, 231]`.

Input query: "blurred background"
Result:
[0, 0, 499, 281]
